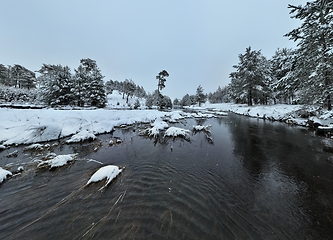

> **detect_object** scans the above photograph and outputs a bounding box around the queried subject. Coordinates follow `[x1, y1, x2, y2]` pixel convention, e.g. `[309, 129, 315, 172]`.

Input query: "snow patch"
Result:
[86, 165, 122, 190]
[0, 167, 12, 183]
[66, 130, 97, 143]
[4, 123, 62, 145]
[37, 154, 77, 169]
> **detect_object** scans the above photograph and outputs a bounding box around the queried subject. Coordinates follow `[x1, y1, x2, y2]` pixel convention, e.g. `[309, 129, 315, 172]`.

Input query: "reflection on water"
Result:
[1, 114, 333, 239]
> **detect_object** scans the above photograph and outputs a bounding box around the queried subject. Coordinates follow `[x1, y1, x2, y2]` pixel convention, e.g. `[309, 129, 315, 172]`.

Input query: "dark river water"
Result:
[1, 113, 333, 239]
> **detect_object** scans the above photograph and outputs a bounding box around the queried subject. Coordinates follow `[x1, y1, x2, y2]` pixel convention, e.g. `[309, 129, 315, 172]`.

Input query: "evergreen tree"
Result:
[145, 90, 160, 108]
[180, 94, 191, 106]
[105, 80, 114, 94]
[160, 95, 172, 109]
[229, 46, 272, 106]
[11, 64, 36, 89]
[145, 93, 154, 109]
[270, 48, 298, 104]
[38, 64, 73, 106]
[123, 79, 136, 103]
[208, 86, 231, 103]
[0, 64, 8, 85]
[285, 0, 333, 109]
[156, 70, 169, 108]
[196, 85, 206, 106]
[134, 85, 147, 98]
[74, 58, 106, 108]
[173, 98, 180, 106]
[134, 99, 140, 109]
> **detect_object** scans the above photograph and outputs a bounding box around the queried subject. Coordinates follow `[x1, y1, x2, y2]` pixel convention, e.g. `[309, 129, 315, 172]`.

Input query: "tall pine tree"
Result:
[38, 64, 73, 106]
[74, 58, 106, 108]
[229, 47, 272, 106]
[285, 0, 333, 109]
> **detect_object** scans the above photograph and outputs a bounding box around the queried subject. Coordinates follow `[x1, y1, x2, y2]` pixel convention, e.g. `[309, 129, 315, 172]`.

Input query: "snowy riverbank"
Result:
[204, 103, 333, 128]
[1, 103, 333, 147]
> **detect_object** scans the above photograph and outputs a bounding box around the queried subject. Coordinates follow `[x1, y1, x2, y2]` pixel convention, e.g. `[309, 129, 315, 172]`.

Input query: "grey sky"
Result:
[1, 0, 305, 100]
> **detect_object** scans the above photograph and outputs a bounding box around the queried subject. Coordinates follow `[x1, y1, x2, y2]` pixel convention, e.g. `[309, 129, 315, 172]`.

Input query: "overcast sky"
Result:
[1, 0, 305, 99]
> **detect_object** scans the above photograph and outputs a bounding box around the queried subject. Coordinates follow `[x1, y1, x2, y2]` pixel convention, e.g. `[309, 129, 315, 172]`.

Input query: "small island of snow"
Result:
[37, 154, 77, 169]
[86, 165, 122, 190]
[164, 127, 191, 138]
[66, 130, 97, 143]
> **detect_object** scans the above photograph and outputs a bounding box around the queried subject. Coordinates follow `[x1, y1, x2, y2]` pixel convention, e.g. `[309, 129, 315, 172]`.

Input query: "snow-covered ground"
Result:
[1, 101, 332, 147]
[203, 102, 333, 127]
[106, 91, 146, 109]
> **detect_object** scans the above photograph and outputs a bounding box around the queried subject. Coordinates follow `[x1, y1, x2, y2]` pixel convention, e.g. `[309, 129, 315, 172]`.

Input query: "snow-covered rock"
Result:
[0, 145, 6, 151]
[164, 127, 191, 138]
[86, 165, 122, 190]
[37, 154, 77, 169]
[66, 130, 97, 143]
[0, 167, 12, 183]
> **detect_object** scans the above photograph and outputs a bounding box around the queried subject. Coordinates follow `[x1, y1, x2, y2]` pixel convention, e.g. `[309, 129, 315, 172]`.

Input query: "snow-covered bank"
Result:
[0, 108, 218, 146]
[204, 103, 333, 127]
[0, 108, 165, 146]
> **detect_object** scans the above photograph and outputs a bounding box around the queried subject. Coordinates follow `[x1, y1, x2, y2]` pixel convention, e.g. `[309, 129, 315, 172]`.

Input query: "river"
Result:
[1, 113, 333, 239]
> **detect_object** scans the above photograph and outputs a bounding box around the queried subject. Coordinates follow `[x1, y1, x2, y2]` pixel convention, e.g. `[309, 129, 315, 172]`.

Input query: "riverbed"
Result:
[1, 113, 333, 239]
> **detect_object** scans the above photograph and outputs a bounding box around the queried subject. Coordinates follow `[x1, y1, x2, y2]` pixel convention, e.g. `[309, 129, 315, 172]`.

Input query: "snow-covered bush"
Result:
[0, 84, 38, 104]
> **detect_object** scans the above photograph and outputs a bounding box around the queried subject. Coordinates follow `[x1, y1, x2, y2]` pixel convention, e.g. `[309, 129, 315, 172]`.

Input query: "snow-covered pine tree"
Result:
[180, 94, 191, 106]
[123, 79, 136, 103]
[229, 46, 272, 106]
[11, 64, 36, 89]
[89, 64, 107, 108]
[196, 85, 206, 106]
[105, 79, 114, 94]
[74, 58, 106, 108]
[38, 64, 73, 106]
[270, 48, 298, 104]
[134, 85, 147, 98]
[0, 64, 8, 86]
[285, 0, 333, 109]
[208, 86, 231, 103]
[173, 98, 180, 106]
[156, 70, 169, 109]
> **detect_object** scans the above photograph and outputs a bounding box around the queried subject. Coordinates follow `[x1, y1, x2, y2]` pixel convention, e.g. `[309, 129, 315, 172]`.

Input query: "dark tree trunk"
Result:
[248, 89, 252, 106]
[327, 93, 332, 111]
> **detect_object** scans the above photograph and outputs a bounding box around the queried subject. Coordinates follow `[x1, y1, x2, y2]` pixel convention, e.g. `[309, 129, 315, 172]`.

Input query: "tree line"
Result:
[224, 0, 333, 109]
[0, 59, 151, 108]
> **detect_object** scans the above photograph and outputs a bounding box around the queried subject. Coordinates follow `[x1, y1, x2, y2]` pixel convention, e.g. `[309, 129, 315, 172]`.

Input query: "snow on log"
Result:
[23, 143, 45, 151]
[139, 119, 168, 138]
[66, 130, 97, 143]
[164, 127, 191, 138]
[192, 125, 211, 132]
[86, 165, 122, 190]
[214, 111, 228, 116]
[0, 167, 12, 183]
[37, 154, 77, 169]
